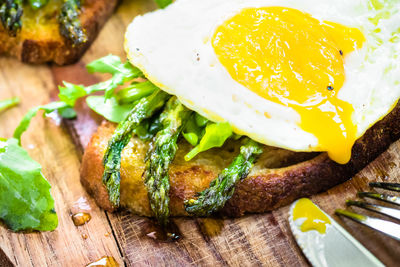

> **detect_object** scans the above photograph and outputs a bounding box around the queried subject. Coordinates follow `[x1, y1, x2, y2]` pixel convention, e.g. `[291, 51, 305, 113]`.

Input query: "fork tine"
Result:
[369, 182, 400, 192]
[335, 209, 400, 241]
[346, 200, 400, 220]
[358, 192, 400, 206]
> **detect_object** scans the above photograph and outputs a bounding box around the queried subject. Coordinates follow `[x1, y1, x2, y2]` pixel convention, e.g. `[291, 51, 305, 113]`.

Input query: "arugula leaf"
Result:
[0, 138, 58, 231]
[182, 114, 205, 146]
[195, 113, 208, 127]
[58, 106, 77, 119]
[56, 55, 239, 159]
[155, 0, 172, 8]
[0, 97, 19, 113]
[86, 55, 143, 99]
[86, 55, 140, 76]
[183, 132, 198, 146]
[13, 102, 69, 144]
[86, 96, 137, 123]
[58, 82, 87, 107]
[58, 55, 143, 105]
[184, 122, 232, 161]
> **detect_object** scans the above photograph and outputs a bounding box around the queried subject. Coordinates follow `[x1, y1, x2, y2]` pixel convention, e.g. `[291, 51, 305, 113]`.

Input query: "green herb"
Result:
[184, 122, 232, 161]
[58, 82, 86, 107]
[58, 55, 239, 162]
[58, 0, 87, 46]
[182, 114, 205, 146]
[86, 96, 137, 123]
[183, 132, 198, 146]
[155, 0, 172, 9]
[0, 97, 19, 113]
[13, 101, 69, 144]
[0, 0, 23, 36]
[58, 106, 77, 119]
[143, 97, 191, 226]
[58, 55, 143, 106]
[185, 139, 262, 216]
[195, 113, 208, 127]
[0, 138, 58, 231]
[102, 90, 170, 207]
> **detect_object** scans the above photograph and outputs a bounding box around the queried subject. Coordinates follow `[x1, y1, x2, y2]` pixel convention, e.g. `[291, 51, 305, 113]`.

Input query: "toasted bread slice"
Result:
[0, 0, 118, 65]
[80, 101, 400, 217]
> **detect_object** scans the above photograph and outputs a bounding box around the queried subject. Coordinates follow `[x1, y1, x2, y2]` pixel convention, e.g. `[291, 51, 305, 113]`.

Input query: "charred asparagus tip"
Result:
[143, 96, 192, 226]
[59, 0, 87, 46]
[0, 0, 23, 36]
[102, 90, 170, 207]
[185, 139, 262, 216]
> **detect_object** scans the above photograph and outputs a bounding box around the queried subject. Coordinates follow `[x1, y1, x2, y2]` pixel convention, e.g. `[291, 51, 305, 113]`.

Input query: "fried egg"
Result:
[125, 0, 400, 164]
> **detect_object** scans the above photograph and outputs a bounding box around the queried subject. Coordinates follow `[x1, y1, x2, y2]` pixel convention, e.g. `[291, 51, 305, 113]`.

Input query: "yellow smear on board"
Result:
[293, 198, 331, 234]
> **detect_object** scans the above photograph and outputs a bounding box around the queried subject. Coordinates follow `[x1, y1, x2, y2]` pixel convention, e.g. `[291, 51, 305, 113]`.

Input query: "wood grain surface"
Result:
[0, 0, 399, 266]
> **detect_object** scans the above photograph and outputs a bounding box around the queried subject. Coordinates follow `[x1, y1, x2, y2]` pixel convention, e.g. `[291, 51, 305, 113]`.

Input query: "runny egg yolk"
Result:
[212, 7, 365, 164]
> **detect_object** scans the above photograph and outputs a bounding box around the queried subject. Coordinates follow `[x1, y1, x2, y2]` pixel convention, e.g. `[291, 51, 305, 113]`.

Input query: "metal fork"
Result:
[335, 182, 400, 241]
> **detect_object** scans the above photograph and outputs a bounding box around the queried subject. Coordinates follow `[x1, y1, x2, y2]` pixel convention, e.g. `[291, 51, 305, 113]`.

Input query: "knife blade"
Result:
[288, 198, 384, 267]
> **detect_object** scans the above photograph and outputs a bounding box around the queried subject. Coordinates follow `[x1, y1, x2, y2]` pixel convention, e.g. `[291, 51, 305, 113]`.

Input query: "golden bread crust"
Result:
[80, 101, 400, 217]
[0, 0, 118, 65]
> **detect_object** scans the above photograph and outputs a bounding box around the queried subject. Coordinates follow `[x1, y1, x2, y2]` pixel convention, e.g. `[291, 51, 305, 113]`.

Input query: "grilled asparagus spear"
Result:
[102, 90, 170, 207]
[143, 97, 192, 226]
[58, 0, 87, 46]
[0, 0, 23, 36]
[185, 139, 262, 216]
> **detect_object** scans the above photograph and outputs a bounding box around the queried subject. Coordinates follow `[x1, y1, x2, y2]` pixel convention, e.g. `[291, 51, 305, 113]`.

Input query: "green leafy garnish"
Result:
[86, 55, 142, 99]
[195, 113, 208, 127]
[13, 101, 69, 144]
[182, 113, 210, 146]
[58, 106, 77, 119]
[58, 55, 143, 106]
[86, 96, 137, 123]
[183, 132, 198, 146]
[58, 81, 87, 107]
[155, 0, 172, 9]
[57, 55, 239, 160]
[0, 138, 58, 231]
[0, 97, 19, 113]
[184, 122, 232, 161]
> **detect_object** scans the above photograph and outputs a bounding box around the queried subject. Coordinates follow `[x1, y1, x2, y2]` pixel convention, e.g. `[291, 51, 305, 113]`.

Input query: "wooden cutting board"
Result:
[0, 0, 399, 266]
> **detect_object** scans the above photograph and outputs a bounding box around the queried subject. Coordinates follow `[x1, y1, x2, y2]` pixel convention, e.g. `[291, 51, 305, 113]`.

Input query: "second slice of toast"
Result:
[0, 0, 119, 65]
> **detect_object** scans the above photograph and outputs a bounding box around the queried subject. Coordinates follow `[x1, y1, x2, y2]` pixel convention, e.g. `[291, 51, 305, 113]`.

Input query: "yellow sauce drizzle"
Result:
[293, 198, 331, 234]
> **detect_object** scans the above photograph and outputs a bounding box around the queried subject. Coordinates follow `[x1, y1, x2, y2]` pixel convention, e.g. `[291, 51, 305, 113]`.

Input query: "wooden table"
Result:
[0, 0, 399, 266]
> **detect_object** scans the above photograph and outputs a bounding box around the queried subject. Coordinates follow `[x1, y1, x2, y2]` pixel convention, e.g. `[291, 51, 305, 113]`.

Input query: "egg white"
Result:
[125, 0, 400, 153]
